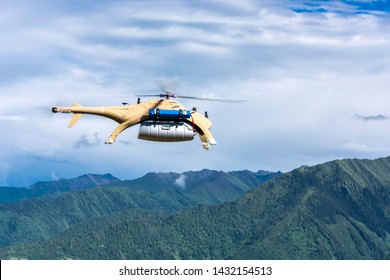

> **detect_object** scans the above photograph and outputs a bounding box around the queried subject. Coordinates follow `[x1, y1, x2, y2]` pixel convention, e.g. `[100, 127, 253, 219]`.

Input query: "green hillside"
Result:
[1, 157, 389, 260]
[0, 169, 276, 249]
[106, 169, 280, 201]
[0, 187, 32, 203]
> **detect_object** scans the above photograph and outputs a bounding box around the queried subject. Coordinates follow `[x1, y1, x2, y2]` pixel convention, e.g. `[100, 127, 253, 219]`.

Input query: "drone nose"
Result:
[51, 106, 59, 113]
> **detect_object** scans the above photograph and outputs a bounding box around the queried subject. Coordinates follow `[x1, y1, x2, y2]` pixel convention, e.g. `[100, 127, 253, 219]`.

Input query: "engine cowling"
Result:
[138, 121, 195, 142]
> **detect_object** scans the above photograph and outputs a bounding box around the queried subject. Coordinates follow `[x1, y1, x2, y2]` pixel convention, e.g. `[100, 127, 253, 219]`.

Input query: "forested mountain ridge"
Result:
[0, 169, 279, 250]
[230, 157, 390, 259]
[29, 173, 121, 194]
[109, 169, 281, 202]
[0, 169, 279, 204]
[1, 157, 388, 260]
[0, 174, 120, 203]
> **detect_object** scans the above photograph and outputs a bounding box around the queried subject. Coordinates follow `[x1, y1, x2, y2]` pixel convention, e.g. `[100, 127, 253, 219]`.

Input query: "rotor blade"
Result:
[176, 95, 247, 103]
[136, 94, 161, 97]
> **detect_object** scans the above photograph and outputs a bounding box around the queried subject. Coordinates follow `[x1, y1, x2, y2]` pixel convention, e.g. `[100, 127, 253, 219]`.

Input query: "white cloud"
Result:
[0, 116, 26, 121]
[1, 0, 390, 186]
[179, 41, 231, 55]
[340, 142, 390, 153]
[51, 172, 59, 181]
[175, 174, 187, 189]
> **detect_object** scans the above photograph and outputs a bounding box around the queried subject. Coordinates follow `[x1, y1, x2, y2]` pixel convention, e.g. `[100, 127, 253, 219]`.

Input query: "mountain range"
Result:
[0, 173, 120, 203]
[0, 157, 389, 259]
[0, 169, 280, 250]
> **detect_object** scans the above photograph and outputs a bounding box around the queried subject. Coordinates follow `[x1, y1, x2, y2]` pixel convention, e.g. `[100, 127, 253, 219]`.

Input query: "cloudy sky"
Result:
[1, 0, 390, 186]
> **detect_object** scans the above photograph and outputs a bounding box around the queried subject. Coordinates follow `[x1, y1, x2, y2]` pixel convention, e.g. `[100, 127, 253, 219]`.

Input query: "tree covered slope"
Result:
[1, 157, 389, 259]
[0, 169, 278, 250]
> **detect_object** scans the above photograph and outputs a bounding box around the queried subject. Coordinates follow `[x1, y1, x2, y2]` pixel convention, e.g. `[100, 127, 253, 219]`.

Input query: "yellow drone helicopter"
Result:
[52, 90, 244, 149]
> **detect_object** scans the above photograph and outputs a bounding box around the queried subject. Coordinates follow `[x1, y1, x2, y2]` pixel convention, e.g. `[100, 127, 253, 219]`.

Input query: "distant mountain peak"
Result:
[28, 173, 121, 195]
[77, 173, 120, 183]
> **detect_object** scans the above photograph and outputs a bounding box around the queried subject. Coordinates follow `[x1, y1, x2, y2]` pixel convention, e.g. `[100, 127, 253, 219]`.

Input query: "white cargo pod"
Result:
[138, 121, 195, 142]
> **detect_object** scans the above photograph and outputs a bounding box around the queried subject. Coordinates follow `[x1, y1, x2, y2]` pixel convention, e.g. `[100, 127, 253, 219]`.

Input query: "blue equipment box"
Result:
[149, 109, 191, 119]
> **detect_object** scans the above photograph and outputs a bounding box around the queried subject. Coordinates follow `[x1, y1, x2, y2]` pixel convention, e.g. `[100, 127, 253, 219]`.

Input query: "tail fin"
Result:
[68, 104, 83, 128]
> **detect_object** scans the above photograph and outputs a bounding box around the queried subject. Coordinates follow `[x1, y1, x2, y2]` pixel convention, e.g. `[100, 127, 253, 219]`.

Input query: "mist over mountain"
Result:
[1, 157, 389, 259]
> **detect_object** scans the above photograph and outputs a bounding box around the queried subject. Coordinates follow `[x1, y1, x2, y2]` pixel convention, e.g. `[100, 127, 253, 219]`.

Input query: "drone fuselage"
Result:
[52, 99, 216, 149]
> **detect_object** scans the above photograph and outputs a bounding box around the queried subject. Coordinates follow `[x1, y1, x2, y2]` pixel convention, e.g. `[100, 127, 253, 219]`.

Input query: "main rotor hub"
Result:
[160, 93, 176, 99]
